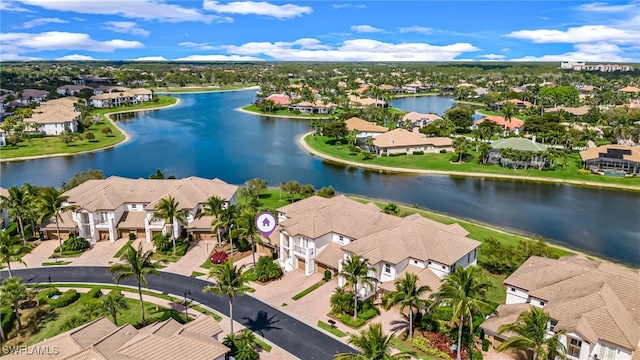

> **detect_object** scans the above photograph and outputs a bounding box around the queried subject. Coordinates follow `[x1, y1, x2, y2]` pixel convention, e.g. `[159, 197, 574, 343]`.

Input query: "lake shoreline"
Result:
[298, 132, 640, 192]
[236, 106, 334, 119]
[154, 86, 259, 94]
[0, 98, 181, 163]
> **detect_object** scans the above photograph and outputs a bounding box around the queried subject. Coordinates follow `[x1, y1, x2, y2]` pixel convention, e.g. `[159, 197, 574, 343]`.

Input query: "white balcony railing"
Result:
[293, 245, 315, 259]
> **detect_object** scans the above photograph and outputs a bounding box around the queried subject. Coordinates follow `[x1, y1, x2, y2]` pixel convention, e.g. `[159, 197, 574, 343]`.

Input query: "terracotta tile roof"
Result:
[373, 129, 452, 148]
[117, 211, 147, 229]
[580, 144, 640, 163]
[476, 115, 524, 131]
[348, 95, 386, 106]
[345, 117, 388, 133]
[544, 105, 592, 116]
[480, 303, 532, 335]
[40, 210, 77, 230]
[64, 176, 238, 212]
[497, 99, 533, 107]
[618, 86, 640, 93]
[504, 255, 640, 350]
[315, 242, 345, 269]
[179, 313, 223, 338]
[265, 94, 291, 105]
[116, 333, 228, 360]
[402, 112, 442, 123]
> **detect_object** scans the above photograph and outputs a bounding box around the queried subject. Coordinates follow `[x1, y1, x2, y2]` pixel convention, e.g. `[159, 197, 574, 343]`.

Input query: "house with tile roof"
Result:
[481, 255, 640, 360]
[373, 128, 453, 155]
[276, 195, 480, 299]
[344, 116, 388, 138]
[47, 176, 238, 243]
[6, 315, 228, 360]
[475, 115, 525, 133]
[28, 96, 81, 135]
[288, 100, 336, 114]
[402, 112, 442, 128]
[580, 145, 640, 176]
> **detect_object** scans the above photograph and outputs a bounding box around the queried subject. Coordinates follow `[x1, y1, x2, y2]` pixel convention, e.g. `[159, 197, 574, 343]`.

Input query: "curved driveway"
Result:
[8, 267, 354, 360]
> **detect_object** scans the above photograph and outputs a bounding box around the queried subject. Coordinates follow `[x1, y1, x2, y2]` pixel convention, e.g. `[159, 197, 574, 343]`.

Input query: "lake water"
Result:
[1, 91, 639, 266]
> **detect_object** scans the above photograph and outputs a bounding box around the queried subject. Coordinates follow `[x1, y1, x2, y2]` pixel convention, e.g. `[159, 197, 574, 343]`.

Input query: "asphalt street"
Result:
[8, 267, 355, 360]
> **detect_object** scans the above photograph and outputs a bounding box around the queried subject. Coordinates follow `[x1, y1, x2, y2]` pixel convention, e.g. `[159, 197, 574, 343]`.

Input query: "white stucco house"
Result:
[481, 255, 640, 360]
[344, 117, 389, 138]
[28, 96, 80, 135]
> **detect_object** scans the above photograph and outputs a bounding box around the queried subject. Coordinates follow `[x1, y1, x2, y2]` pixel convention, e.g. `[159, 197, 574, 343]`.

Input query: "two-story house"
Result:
[481, 255, 640, 360]
[56, 176, 238, 244]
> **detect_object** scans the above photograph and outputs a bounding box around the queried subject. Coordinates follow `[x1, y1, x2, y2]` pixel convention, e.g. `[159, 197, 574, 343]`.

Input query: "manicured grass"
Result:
[238, 189, 304, 210]
[113, 240, 134, 258]
[243, 268, 258, 281]
[191, 305, 222, 321]
[305, 134, 640, 187]
[476, 108, 528, 120]
[350, 197, 574, 259]
[484, 271, 507, 304]
[317, 320, 347, 337]
[391, 337, 439, 360]
[41, 261, 72, 266]
[152, 84, 256, 93]
[0, 96, 176, 160]
[242, 105, 335, 118]
[191, 271, 206, 277]
[291, 280, 326, 300]
[49, 251, 85, 258]
[254, 338, 272, 352]
[23, 296, 189, 346]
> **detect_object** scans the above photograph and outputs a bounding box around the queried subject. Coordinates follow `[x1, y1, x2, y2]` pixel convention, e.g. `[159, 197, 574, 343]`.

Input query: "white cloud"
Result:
[350, 25, 385, 33]
[576, 2, 637, 13]
[174, 54, 264, 61]
[504, 25, 640, 45]
[0, 0, 30, 12]
[13, 0, 217, 23]
[22, 17, 68, 28]
[332, 3, 366, 9]
[511, 42, 637, 62]
[104, 21, 150, 37]
[179, 42, 216, 50]
[1, 31, 144, 55]
[203, 1, 312, 20]
[478, 54, 505, 60]
[399, 26, 431, 35]
[219, 37, 479, 61]
[130, 56, 168, 61]
[0, 53, 42, 61]
[501, 48, 510, 52]
[56, 54, 96, 60]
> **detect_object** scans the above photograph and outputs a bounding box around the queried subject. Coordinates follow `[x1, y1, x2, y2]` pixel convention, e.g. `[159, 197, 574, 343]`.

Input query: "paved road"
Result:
[8, 267, 355, 360]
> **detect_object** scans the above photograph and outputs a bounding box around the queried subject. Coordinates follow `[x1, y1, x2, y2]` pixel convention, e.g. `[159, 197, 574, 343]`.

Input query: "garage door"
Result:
[119, 229, 130, 239]
[46, 230, 70, 240]
[137, 229, 146, 240]
[99, 231, 110, 241]
[297, 257, 305, 270]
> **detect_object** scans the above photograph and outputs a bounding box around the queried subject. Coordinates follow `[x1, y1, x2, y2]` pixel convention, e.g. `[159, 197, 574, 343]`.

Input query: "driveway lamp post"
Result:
[184, 290, 191, 319]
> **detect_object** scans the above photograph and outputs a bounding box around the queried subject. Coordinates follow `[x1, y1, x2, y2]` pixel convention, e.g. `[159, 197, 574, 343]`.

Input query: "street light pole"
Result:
[183, 290, 191, 319]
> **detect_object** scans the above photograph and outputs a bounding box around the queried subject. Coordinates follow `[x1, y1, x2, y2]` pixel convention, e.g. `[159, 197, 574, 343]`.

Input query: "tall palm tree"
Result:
[497, 306, 567, 360]
[1, 186, 31, 246]
[338, 255, 377, 320]
[198, 195, 225, 247]
[212, 204, 239, 257]
[230, 207, 263, 269]
[0, 277, 28, 330]
[107, 243, 166, 325]
[334, 323, 414, 360]
[100, 291, 129, 326]
[0, 232, 28, 278]
[203, 260, 252, 334]
[382, 273, 431, 339]
[152, 196, 187, 255]
[501, 102, 518, 134]
[36, 187, 77, 252]
[431, 265, 496, 360]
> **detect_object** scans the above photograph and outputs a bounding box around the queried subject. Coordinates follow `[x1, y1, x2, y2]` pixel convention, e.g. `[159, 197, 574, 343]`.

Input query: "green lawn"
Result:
[0, 96, 176, 160]
[242, 105, 336, 118]
[191, 271, 206, 277]
[484, 271, 507, 304]
[23, 296, 189, 346]
[476, 108, 529, 120]
[317, 320, 347, 337]
[391, 337, 439, 360]
[41, 261, 72, 266]
[238, 189, 304, 210]
[113, 240, 134, 258]
[304, 135, 640, 187]
[291, 280, 326, 300]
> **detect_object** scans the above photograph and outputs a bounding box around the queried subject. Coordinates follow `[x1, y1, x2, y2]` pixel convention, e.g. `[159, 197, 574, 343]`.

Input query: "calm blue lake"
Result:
[2, 90, 639, 266]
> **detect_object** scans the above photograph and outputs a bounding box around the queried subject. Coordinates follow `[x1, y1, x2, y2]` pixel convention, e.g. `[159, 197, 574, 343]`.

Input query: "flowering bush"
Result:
[210, 251, 228, 264]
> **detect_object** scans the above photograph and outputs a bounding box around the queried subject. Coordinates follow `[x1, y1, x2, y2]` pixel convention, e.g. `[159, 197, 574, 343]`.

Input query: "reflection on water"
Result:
[2, 91, 639, 266]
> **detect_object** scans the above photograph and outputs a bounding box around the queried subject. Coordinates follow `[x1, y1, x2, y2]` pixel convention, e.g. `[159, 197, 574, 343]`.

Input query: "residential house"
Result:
[89, 88, 152, 108]
[264, 93, 291, 106]
[92, 86, 128, 95]
[373, 128, 453, 155]
[487, 138, 549, 167]
[481, 255, 640, 360]
[475, 115, 525, 134]
[345, 117, 388, 138]
[618, 86, 640, 95]
[493, 99, 534, 110]
[545, 105, 592, 117]
[288, 101, 336, 114]
[56, 85, 92, 96]
[580, 145, 640, 176]
[15, 89, 49, 105]
[50, 176, 238, 243]
[348, 95, 387, 108]
[6, 315, 228, 360]
[276, 196, 480, 299]
[402, 111, 442, 128]
[28, 97, 81, 135]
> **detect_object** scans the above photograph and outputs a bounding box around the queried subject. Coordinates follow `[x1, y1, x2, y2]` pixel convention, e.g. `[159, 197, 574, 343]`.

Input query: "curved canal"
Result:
[1, 91, 639, 266]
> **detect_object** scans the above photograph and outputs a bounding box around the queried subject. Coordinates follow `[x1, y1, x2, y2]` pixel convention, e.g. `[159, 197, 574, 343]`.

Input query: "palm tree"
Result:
[152, 196, 187, 255]
[0, 232, 28, 277]
[0, 186, 30, 245]
[501, 102, 518, 134]
[36, 187, 77, 252]
[478, 142, 492, 164]
[338, 255, 376, 320]
[497, 306, 567, 360]
[107, 243, 166, 325]
[334, 323, 414, 360]
[431, 265, 496, 360]
[453, 137, 471, 163]
[198, 195, 225, 248]
[100, 291, 129, 326]
[382, 273, 431, 339]
[203, 260, 252, 334]
[230, 207, 263, 269]
[0, 277, 28, 330]
[212, 204, 239, 257]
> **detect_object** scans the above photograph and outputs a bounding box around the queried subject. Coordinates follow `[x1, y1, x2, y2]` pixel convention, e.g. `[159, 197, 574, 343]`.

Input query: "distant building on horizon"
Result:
[561, 62, 633, 72]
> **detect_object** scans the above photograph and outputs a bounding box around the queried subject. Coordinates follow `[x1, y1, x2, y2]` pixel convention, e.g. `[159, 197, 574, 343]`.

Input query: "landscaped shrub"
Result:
[210, 251, 228, 264]
[174, 239, 189, 256]
[412, 150, 424, 155]
[153, 233, 171, 252]
[84, 287, 103, 299]
[380, 153, 388, 157]
[330, 287, 355, 315]
[129, 232, 137, 240]
[440, 149, 447, 153]
[578, 169, 591, 175]
[1, 307, 15, 335]
[49, 289, 80, 308]
[340, 313, 366, 328]
[482, 338, 490, 352]
[37, 288, 61, 305]
[64, 236, 90, 251]
[471, 350, 484, 360]
[254, 256, 283, 282]
[323, 269, 332, 282]
[388, 152, 407, 157]
[451, 153, 461, 162]
[362, 152, 375, 160]
[358, 301, 379, 320]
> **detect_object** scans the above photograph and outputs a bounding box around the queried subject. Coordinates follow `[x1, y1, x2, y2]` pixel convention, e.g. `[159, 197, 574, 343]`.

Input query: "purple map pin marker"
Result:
[256, 211, 277, 238]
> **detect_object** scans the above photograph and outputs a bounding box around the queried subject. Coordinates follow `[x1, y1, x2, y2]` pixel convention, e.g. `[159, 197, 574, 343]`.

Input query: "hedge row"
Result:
[38, 288, 80, 308]
[37, 288, 61, 304]
[1, 307, 14, 335]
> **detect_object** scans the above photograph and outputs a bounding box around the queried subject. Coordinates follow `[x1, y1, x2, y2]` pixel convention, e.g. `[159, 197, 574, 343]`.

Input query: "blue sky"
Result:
[1, 0, 639, 62]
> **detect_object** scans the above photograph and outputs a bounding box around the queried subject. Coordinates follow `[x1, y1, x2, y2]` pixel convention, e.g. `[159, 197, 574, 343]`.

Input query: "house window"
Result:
[599, 343, 616, 360]
[539, 301, 545, 306]
[510, 287, 516, 292]
[131, 204, 137, 209]
[142, 204, 147, 209]
[467, 253, 471, 262]
[549, 320, 557, 332]
[100, 212, 109, 222]
[339, 235, 344, 243]
[384, 263, 392, 274]
[442, 265, 446, 270]
[567, 338, 582, 358]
